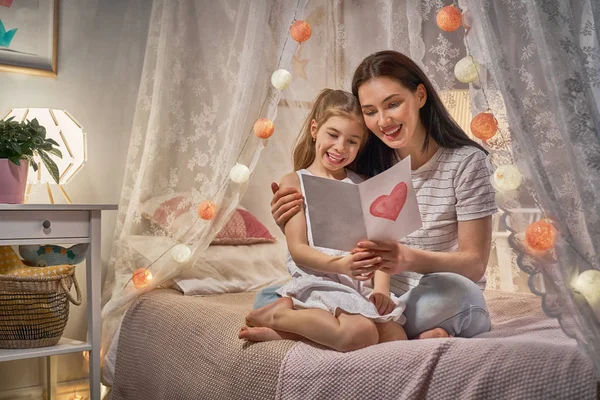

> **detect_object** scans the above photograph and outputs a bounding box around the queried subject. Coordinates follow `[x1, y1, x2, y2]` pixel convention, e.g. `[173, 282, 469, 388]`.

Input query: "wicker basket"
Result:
[0, 270, 82, 349]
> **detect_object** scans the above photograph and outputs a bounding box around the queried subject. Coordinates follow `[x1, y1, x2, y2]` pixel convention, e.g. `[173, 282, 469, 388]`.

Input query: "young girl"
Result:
[265, 50, 496, 340]
[239, 89, 408, 352]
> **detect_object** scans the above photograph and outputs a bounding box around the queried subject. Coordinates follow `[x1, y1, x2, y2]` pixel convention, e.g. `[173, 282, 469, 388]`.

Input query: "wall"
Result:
[0, 0, 151, 397]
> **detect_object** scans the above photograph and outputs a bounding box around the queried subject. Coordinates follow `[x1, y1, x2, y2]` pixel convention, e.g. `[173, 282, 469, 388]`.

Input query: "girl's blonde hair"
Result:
[293, 89, 367, 171]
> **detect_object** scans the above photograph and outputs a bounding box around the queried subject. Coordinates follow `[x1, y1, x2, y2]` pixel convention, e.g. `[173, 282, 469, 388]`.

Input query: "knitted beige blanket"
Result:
[276, 291, 598, 399]
[109, 289, 294, 400]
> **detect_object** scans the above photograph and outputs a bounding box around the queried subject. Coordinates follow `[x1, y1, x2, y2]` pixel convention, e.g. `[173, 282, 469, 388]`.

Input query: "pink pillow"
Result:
[140, 193, 275, 245]
[152, 195, 190, 226]
[212, 208, 276, 245]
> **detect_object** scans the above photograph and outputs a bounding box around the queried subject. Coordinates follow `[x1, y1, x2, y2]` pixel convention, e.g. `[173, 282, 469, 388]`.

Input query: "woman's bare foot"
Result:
[245, 297, 294, 328]
[417, 327, 449, 339]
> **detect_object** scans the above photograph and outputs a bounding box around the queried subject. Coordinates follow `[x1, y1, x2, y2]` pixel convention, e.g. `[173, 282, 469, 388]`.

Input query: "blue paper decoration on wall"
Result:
[0, 20, 17, 47]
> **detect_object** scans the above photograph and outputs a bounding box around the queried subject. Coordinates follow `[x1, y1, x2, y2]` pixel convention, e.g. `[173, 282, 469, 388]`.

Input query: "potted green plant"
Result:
[0, 117, 62, 204]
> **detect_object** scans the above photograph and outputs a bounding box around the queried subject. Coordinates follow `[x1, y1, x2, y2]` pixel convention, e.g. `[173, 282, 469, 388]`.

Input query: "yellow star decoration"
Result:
[0, 246, 74, 277]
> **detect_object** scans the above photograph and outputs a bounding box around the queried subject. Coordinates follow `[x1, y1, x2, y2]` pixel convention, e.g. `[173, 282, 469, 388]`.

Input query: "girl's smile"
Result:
[310, 115, 366, 179]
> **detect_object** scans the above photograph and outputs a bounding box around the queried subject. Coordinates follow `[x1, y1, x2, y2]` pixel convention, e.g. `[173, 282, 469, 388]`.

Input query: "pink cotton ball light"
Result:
[253, 118, 275, 139]
[436, 5, 462, 32]
[132, 268, 153, 289]
[290, 20, 312, 43]
[470, 112, 498, 140]
[525, 219, 556, 252]
[197, 200, 217, 220]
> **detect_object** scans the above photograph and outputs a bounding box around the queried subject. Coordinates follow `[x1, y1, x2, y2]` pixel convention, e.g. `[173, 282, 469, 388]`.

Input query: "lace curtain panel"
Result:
[101, 0, 306, 353]
[462, 0, 600, 375]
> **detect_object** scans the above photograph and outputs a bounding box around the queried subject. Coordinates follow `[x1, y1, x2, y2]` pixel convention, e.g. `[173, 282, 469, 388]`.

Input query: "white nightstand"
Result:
[0, 204, 117, 400]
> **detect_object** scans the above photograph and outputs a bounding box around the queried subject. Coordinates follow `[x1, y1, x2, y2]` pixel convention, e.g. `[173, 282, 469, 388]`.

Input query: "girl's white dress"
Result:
[276, 169, 406, 324]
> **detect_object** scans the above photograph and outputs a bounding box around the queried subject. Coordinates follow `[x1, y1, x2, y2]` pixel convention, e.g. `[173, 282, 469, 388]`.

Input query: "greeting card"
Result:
[301, 156, 422, 251]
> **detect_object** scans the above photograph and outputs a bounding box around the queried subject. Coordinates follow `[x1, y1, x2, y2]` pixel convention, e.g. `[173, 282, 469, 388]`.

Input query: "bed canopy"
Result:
[101, 0, 600, 378]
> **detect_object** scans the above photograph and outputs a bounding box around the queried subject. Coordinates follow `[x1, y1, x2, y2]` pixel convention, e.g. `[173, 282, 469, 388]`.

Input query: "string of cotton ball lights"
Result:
[125, 8, 312, 290]
[436, 4, 523, 195]
[437, 3, 599, 317]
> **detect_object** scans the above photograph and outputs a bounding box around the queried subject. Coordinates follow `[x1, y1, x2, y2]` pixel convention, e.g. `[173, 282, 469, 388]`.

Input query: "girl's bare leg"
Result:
[244, 297, 379, 352]
[238, 326, 303, 341]
[376, 321, 407, 343]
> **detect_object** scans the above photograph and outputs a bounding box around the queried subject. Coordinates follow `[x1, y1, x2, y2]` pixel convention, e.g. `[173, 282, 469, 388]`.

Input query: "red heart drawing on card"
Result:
[369, 182, 408, 221]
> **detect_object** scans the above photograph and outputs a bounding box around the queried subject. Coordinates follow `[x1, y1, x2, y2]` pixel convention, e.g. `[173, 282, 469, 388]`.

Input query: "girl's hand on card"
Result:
[369, 292, 396, 315]
[355, 240, 413, 275]
[337, 250, 381, 281]
[270, 182, 304, 231]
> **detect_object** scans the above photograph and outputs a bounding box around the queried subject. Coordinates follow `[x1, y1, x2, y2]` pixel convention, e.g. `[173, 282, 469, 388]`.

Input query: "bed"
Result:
[106, 288, 598, 399]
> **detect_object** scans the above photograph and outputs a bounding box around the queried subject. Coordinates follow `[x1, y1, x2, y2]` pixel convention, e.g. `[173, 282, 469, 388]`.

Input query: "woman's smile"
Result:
[380, 124, 403, 140]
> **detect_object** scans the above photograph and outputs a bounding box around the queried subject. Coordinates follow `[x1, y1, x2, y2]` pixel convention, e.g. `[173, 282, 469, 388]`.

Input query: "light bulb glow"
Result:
[132, 268, 153, 289]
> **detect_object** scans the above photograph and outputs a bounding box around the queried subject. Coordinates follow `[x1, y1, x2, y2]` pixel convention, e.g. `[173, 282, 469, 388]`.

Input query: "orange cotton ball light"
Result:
[253, 118, 274, 139]
[290, 20, 312, 43]
[470, 112, 498, 140]
[132, 268, 153, 289]
[525, 219, 556, 252]
[436, 5, 462, 32]
[197, 200, 217, 220]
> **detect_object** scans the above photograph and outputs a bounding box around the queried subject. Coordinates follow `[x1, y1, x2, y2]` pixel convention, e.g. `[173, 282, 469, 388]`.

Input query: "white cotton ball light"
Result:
[230, 163, 250, 183]
[454, 55, 480, 84]
[492, 164, 522, 192]
[572, 269, 600, 317]
[171, 244, 192, 263]
[271, 69, 292, 90]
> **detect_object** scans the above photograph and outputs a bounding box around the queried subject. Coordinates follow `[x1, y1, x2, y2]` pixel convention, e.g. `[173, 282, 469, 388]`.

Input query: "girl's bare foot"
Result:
[245, 297, 294, 328]
[238, 326, 283, 341]
[238, 326, 301, 342]
[417, 327, 449, 339]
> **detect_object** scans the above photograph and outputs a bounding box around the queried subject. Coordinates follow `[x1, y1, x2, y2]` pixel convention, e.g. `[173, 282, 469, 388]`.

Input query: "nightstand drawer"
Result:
[0, 211, 89, 240]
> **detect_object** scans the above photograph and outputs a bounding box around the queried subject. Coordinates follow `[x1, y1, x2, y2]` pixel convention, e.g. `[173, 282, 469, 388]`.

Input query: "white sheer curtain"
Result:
[101, 0, 305, 353]
[462, 0, 600, 376]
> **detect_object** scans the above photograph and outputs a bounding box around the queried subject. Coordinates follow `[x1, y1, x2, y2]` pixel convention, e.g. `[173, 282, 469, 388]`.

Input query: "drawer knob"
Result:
[42, 220, 52, 229]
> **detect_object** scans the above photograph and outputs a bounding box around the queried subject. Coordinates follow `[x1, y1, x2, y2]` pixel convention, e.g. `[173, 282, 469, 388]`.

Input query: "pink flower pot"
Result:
[0, 159, 29, 204]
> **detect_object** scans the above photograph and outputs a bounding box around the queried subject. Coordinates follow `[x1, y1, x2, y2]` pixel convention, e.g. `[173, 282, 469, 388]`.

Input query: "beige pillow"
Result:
[126, 235, 290, 295]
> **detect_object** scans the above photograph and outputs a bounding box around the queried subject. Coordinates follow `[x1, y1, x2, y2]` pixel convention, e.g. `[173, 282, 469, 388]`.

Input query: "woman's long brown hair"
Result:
[351, 50, 487, 177]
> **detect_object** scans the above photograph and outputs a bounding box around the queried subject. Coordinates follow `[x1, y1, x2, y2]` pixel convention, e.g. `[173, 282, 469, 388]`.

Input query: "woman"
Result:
[256, 50, 495, 339]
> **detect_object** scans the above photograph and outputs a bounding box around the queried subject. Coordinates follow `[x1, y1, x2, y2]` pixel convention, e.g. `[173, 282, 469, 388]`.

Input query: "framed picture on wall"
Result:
[0, 0, 59, 77]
